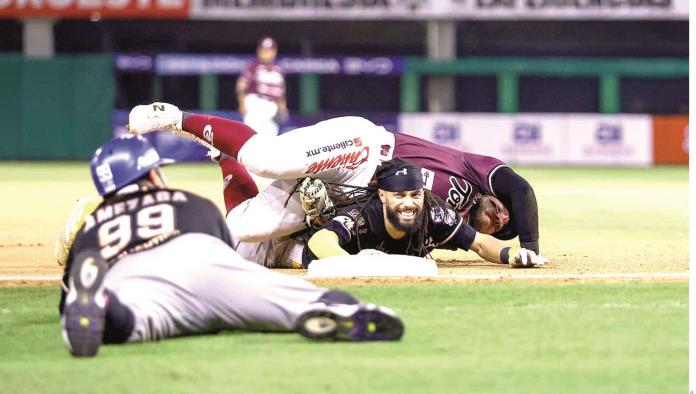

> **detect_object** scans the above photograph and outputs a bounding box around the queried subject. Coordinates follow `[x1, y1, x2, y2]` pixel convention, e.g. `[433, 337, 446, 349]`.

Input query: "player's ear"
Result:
[378, 189, 386, 203]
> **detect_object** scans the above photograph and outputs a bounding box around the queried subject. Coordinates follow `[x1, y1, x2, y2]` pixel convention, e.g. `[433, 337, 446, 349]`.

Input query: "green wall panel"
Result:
[0, 55, 114, 160]
[0, 56, 24, 160]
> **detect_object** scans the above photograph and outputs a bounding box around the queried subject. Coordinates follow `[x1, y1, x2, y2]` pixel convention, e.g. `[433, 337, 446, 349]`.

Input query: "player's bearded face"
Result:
[470, 196, 509, 234]
[382, 189, 425, 234]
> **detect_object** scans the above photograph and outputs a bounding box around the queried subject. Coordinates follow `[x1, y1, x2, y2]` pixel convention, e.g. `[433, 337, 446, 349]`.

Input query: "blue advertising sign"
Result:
[115, 53, 405, 76]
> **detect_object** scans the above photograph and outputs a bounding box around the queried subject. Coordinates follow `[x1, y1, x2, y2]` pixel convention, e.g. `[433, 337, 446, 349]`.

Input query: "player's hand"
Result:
[509, 247, 549, 268]
[127, 102, 183, 135]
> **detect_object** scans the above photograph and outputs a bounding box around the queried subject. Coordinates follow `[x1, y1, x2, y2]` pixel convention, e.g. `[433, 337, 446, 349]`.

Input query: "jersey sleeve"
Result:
[490, 167, 539, 253]
[239, 63, 254, 83]
[320, 214, 356, 246]
[429, 205, 477, 251]
[300, 210, 359, 267]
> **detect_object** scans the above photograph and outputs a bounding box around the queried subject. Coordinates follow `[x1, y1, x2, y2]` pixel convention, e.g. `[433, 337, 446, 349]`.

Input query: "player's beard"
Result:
[385, 205, 424, 235]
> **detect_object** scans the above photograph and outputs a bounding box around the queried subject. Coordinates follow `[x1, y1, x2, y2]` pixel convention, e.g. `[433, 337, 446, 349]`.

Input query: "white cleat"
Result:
[127, 102, 183, 135]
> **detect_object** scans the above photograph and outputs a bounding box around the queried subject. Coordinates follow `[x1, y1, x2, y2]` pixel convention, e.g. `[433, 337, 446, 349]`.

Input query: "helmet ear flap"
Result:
[299, 177, 335, 228]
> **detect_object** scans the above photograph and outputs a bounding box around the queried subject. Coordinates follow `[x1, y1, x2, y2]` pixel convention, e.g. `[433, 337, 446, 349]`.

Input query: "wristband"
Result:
[500, 247, 511, 264]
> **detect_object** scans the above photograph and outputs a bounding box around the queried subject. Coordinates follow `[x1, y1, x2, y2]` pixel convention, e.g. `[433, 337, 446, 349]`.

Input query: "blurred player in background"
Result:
[57, 135, 404, 357]
[236, 36, 288, 137]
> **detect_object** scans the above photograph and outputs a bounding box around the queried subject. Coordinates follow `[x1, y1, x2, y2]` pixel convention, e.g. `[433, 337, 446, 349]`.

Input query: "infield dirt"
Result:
[0, 163, 688, 284]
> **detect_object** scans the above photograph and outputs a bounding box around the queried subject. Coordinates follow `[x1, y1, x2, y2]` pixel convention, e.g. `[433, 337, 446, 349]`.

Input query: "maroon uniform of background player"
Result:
[393, 132, 540, 253]
[238, 60, 285, 102]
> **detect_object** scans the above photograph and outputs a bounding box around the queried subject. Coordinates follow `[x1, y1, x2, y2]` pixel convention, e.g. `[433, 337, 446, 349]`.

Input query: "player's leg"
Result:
[73, 234, 402, 344]
[182, 234, 404, 340]
[217, 156, 259, 214]
[128, 103, 393, 182]
[242, 94, 280, 138]
[61, 249, 135, 357]
[226, 178, 306, 242]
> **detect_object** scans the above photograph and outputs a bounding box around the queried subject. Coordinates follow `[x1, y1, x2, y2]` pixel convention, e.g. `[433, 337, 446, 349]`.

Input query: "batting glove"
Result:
[509, 248, 549, 268]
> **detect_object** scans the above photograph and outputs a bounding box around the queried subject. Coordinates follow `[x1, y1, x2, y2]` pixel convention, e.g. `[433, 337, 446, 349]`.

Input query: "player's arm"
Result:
[236, 67, 252, 115]
[307, 229, 350, 259]
[436, 209, 547, 268]
[302, 214, 355, 267]
[469, 232, 548, 268]
[491, 167, 540, 253]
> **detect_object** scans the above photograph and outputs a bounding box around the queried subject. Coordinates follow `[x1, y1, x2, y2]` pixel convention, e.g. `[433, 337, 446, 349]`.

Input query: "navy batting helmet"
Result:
[90, 135, 174, 196]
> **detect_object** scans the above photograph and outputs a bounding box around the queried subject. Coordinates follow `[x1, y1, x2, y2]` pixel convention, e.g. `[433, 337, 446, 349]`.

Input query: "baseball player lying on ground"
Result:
[127, 103, 541, 255]
[302, 158, 548, 268]
[57, 135, 404, 358]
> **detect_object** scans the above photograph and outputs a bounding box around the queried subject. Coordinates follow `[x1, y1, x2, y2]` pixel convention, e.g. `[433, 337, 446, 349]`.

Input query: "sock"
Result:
[103, 290, 135, 344]
[317, 290, 360, 305]
[220, 158, 259, 214]
[182, 112, 256, 158]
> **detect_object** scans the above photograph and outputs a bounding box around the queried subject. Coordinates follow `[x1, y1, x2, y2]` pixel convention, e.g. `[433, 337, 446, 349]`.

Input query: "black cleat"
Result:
[61, 250, 108, 357]
[296, 304, 404, 342]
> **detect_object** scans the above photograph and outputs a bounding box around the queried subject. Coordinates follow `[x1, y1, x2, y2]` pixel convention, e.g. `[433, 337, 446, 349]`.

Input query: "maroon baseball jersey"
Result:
[393, 132, 508, 220]
[239, 61, 285, 101]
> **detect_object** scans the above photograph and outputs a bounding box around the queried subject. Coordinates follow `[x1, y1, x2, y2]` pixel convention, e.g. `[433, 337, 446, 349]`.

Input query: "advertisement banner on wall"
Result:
[565, 115, 653, 166]
[189, 0, 687, 21]
[399, 113, 566, 165]
[398, 113, 654, 166]
[0, 0, 190, 18]
[0, 0, 685, 19]
[152, 54, 405, 76]
[652, 115, 688, 164]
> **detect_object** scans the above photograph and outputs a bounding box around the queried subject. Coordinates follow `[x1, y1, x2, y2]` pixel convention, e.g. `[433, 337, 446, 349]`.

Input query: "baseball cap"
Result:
[375, 158, 424, 192]
[257, 36, 277, 50]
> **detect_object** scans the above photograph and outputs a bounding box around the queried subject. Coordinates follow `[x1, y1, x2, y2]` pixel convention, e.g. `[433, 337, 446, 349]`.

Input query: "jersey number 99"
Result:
[98, 204, 175, 259]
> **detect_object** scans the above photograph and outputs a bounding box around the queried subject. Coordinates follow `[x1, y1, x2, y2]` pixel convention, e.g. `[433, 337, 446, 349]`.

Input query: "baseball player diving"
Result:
[57, 135, 404, 358]
[126, 102, 542, 263]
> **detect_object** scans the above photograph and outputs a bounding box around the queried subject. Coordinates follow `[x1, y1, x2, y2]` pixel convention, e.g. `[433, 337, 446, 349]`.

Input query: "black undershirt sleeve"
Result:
[491, 167, 540, 254]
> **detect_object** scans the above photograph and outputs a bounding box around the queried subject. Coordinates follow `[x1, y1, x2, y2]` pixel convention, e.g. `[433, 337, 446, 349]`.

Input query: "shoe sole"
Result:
[62, 250, 108, 357]
[296, 305, 404, 341]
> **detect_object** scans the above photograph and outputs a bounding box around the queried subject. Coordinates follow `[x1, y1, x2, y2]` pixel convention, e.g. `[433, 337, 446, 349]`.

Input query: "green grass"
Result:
[0, 283, 687, 394]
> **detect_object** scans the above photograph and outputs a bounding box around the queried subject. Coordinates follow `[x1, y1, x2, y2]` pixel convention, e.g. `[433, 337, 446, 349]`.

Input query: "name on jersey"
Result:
[82, 191, 188, 232]
[446, 177, 473, 211]
[306, 137, 362, 157]
[306, 146, 370, 174]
